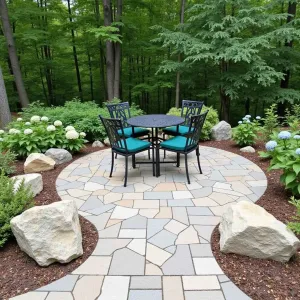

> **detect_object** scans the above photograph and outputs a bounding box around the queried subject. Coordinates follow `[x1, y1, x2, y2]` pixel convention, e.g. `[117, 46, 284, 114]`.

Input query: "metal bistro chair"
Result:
[99, 116, 153, 187]
[159, 111, 208, 184]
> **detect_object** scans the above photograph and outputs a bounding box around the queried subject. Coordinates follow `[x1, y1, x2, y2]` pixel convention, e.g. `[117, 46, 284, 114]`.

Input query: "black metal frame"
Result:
[159, 111, 208, 184]
[99, 115, 154, 187]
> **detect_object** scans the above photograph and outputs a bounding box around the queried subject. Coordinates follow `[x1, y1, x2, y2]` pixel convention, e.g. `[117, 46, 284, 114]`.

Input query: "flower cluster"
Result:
[265, 140, 277, 152]
[9, 129, 21, 135]
[47, 125, 56, 132]
[66, 130, 79, 140]
[278, 131, 291, 140]
[54, 120, 62, 127]
[24, 129, 33, 135]
[30, 115, 41, 123]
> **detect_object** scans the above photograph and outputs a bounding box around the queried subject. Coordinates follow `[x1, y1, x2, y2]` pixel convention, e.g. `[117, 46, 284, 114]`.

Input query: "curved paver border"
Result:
[11, 146, 267, 300]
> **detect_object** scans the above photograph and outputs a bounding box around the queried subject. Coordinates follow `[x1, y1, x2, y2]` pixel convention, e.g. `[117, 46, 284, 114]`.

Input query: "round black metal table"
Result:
[128, 114, 184, 177]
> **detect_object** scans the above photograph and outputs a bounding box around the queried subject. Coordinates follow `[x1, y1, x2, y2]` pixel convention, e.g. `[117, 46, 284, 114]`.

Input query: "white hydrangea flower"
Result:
[9, 128, 20, 134]
[41, 116, 49, 122]
[65, 126, 75, 132]
[17, 117, 23, 122]
[54, 120, 63, 127]
[24, 129, 33, 135]
[0, 138, 3, 142]
[80, 132, 86, 138]
[66, 130, 79, 140]
[0, 130, 4, 135]
[25, 122, 31, 126]
[47, 125, 56, 132]
[31, 115, 41, 123]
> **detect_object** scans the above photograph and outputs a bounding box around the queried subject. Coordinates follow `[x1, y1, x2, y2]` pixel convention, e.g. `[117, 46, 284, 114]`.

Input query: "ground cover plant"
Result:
[0, 150, 16, 175]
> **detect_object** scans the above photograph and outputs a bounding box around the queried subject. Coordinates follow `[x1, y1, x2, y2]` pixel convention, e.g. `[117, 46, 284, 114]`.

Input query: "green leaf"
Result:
[293, 164, 300, 175]
[285, 172, 297, 185]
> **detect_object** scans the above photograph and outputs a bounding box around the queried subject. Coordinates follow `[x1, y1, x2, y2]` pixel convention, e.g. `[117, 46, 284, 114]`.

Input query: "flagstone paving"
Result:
[11, 146, 267, 300]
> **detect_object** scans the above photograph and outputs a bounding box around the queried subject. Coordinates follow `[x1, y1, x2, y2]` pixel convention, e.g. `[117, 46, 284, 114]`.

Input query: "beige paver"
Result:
[73, 276, 104, 300]
[163, 276, 184, 300]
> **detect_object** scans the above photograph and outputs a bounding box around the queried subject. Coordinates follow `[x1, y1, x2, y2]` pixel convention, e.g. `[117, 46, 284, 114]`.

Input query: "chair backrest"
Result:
[185, 111, 209, 150]
[106, 102, 131, 128]
[99, 115, 128, 152]
[181, 100, 204, 126]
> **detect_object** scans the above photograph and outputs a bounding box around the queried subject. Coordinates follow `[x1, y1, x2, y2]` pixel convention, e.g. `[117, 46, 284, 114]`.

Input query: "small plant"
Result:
[285, 104, 300, 132]
[0, 173, 34, 247]
[233, 115, 261, 146]
[262, 104, 279, 141]
[288, 196, 300, 235]
[167, 105, 219, 140]
[0, 150, 16, 175]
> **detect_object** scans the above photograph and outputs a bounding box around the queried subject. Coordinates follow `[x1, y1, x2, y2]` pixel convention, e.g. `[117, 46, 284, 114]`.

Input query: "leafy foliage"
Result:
[285, 104, 300, 131]
[288, 196, 300, 235]
[167, 105, 219, 140]
[0, 173, 34, 247]
[261, 104, 280, 141]
[0, 151, 16, 175]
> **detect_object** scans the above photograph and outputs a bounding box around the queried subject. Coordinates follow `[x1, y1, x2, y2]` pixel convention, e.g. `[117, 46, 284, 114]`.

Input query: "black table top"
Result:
[128, 114, 184, 128]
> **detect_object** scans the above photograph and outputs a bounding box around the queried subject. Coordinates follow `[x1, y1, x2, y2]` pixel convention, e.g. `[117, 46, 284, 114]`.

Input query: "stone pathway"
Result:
[11, 146, 267, 300]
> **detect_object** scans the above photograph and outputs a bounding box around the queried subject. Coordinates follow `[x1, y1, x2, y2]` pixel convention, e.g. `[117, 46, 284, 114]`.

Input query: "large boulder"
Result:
[240, 146, 255, 153]
[211, 121, 232, 141]
[10, 200, 83, 266]
[45, 148, 72, 165]
[12, 173, 43, 197]
[219, 201, 300, 262]
[24, 153, 55, 173]
[104, 138, 110, 146]
[92, 140, 105, 148]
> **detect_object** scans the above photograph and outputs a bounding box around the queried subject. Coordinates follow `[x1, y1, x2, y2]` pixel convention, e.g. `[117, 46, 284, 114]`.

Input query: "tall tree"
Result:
[0, 67, 12, 128]
[0, 0, 29, 107]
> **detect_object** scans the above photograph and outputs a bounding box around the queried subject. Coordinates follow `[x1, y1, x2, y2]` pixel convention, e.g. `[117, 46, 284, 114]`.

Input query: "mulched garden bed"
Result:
[204, 140, 300, 300]
[0, 144, 103, 300]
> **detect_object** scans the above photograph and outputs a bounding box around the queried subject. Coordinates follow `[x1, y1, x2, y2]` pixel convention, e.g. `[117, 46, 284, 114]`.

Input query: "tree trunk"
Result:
[0, 0, 29, 107]
[87, 50, 94, 101]
[175, 0, 185, 108]
[103, 0, 115, 101]
[278, 1, 297, 117]
[0, 67, 12, 129]
[220, 89, 230, 122]
[67, 0, 83, 100]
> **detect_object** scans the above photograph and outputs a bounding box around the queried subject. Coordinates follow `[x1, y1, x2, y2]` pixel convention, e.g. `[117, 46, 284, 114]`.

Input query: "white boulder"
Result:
[211, 121, 232, 141]
[12, 173, 43, 196]
[104, 138, 110, 146]
[240, 146, 255, 153]
[10, 200, 83, 266]
[45, 148, 72, 165]
[24, 153, 55, 173]
[92, 140, 105, 148]
[219, 201, 300, 262]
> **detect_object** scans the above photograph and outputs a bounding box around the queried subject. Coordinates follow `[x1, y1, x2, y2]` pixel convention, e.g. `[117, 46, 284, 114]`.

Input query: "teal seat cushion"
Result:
[163, 125, 193, 136]
[118, 127, 149, 138]
[116, 137, 151, 153]
[160, 136, 194, 151]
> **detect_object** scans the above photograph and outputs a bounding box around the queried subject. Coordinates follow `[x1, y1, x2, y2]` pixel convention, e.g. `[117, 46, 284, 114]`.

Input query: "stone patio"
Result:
[11, 146, 267, 300]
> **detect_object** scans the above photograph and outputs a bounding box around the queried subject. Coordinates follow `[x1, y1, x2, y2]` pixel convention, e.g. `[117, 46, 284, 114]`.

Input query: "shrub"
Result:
[21, 99, 144, 141]
[288, 196, 300, 235]
[262, 104, 279, 141]
[167, 105, 219, 140]
[285, 104, 300, 132]
[0, 173, 34, 247]
[0, 117, 86, 157]
[0, 150, 16, 175]
[261, 131, 300, 195]
[233, 115, 261, 146]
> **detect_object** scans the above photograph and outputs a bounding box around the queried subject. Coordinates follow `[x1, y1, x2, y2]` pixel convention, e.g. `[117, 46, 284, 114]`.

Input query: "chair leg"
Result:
[196, 146, 202, 174]
[124, 156, 128, 187]
[185, 153, 190, 184]
[163, 134, 166, 159]
[115, 153, 118, 159]
[110, 151, 114, 178]
[148, 134, 151, 160]
[176, 153, 180, 167]
[152, 146, 155, 177]
[132, 154, 136, 169]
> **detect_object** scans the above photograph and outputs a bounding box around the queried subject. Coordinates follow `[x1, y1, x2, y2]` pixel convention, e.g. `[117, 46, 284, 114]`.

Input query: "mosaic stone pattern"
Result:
[11, 146, 267, 300]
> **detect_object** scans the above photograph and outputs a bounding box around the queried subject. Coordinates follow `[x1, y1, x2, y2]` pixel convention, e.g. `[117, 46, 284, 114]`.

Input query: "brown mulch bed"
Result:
[204, 140, 300, 300]
[0, 144, 104, 300]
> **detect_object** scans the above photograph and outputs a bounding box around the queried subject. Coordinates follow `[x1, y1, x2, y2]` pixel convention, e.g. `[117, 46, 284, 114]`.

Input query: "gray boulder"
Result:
[240, 146, 255, 153]
[45, 148, 72, 165]
[211, 121, 232, 141]
[92, 140, 105, 148]
[12, 173, 43, 197]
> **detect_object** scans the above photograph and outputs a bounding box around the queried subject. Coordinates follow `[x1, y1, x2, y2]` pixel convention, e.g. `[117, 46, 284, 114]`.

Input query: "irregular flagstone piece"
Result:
[127, 239, 146, 255]
[191, 187, 213, 198]
[128, 290, 162, 300]
[144, 191, 173, 199]
[155, 207, 172, 219]
[93, 239, 131, 255]
[210, 203, 234, 217]
[194, 225, 215, 242]
[56, 181, 84, 191]
[187, 207, 213, 216]
[148, 230, 177, 249]
[84, 182, 104, 192]
[165, 245, 176, 254]
[182, 276, 220, 290]
[10, 292, 48, 300]
[89, 176, 109, 185]
[163, 276, 184, 300]
[162, 245, 195, 275]
[12, 173, 43, 197]
[123, 192, 143, 200]
[221, 281, 251, 300]
[190, 244, 213, 257]
[209, 171, 226, 182]
[146, 263, 163, 275]
[112, 185, 134, 193]
[172, 207, 189, 225]
[80, 196, 103, 211]
[193, 258, 223, 275]
[153, 182, 176, 191]
[87, 204, 116, 215]
[164, 220, 188, 235]
[122, 215, 147, 229]
[98, 223, 121, 238]
[147, 219, 170, 238]
[98, 276, 130, 300]
[134, 183, 152, 192]
[209, 192, 236, 205]
[106, 219, 122, 227]
[104, 192, 122, 204]
[111, 206, 138, 219]
[46, 292, 73, 300]
[68, 189, 92, 198]
[146, 243, 172, 266]
[24, 153, 55, 173]
[109, 248, 145, 275]
[139, 209, 159, 218]
[189, 216, 220, 226]
[115, 200, 134, 208]
[175, 183, 188, 191]
[172, 191, 193, 199]
[134, 200, 159, 209]
[175, 226, 199, 245]
[73, 276, 104, 300]
[38, 275, 78, 291]
[73, 256, 111, 275]
[130, 276, 162, 289]
[218, 275, 230, 283]
[186, 182, 202, 190]
[185, 291, 225, 300]
[119, 229, 146, 238]
[230, 181, 253, 195]
[85, 214, 110, 231]
[168, 199, 194, 207]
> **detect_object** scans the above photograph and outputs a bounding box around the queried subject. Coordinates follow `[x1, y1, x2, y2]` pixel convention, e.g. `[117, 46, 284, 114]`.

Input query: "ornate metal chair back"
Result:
[106, 102, 131, 128]
[181, 100, 204, 126]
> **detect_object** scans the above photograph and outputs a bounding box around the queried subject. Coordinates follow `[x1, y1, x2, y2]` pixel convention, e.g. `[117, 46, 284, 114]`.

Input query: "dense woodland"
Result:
[1, 0, 300, 124]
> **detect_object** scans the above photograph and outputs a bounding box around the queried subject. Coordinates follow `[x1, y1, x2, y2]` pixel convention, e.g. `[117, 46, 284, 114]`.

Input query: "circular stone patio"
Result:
[12, 146, 267, 300]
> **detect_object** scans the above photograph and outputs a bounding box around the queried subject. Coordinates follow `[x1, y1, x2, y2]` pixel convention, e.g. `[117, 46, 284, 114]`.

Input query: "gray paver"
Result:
[112, 185, 135, 193]
[130, 276, 162, 289]
[168, 199, 194, 207]
[56, 181, 84, 191]
[147, 219, 170, 238]
[194, 226, 215, 241]
[185, 291, 225, 300]
[122, 215, 147, 229]
[89, 176, 109, 185]
[221, 281, 251, 300]
[128, 290, 162, 300]
[187, 207, 213, 216]
[98, 223, 121, 238]
[144, 192, 173, 200]
[87, 204, 115, 215]
[250, 171, 267, 180]
[172, 207, 189, 225]
[109, 248, 145, 275]
[218, 275, 230, 283]
[250, 186, 266, 197]
[148, 230, 177, 249]
[190, 244, 213, 257]
[85, 214, 110, 231]
[80, 196, 103, 211]
[209, 171, 226, 182]
[38, 275, 78, 292]
[71, 167, 92, 176]
[93, 239, 131, 255]
[191, 187, 212, 198]
[198, 179, 216, 187]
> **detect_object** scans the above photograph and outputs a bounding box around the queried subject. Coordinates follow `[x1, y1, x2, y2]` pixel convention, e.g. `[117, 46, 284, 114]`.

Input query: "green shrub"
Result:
[262, 104, 279, 141]
[0, 150, 16, 175]
[167, 105, 219, 140]
[0, 116, 86, 158]
[21, 99, 144, 141]
[288, 196, 300, 235]
[285, 104, 300, 132]
[0, 173, 34, 247]
[233, 115, 261, 146]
